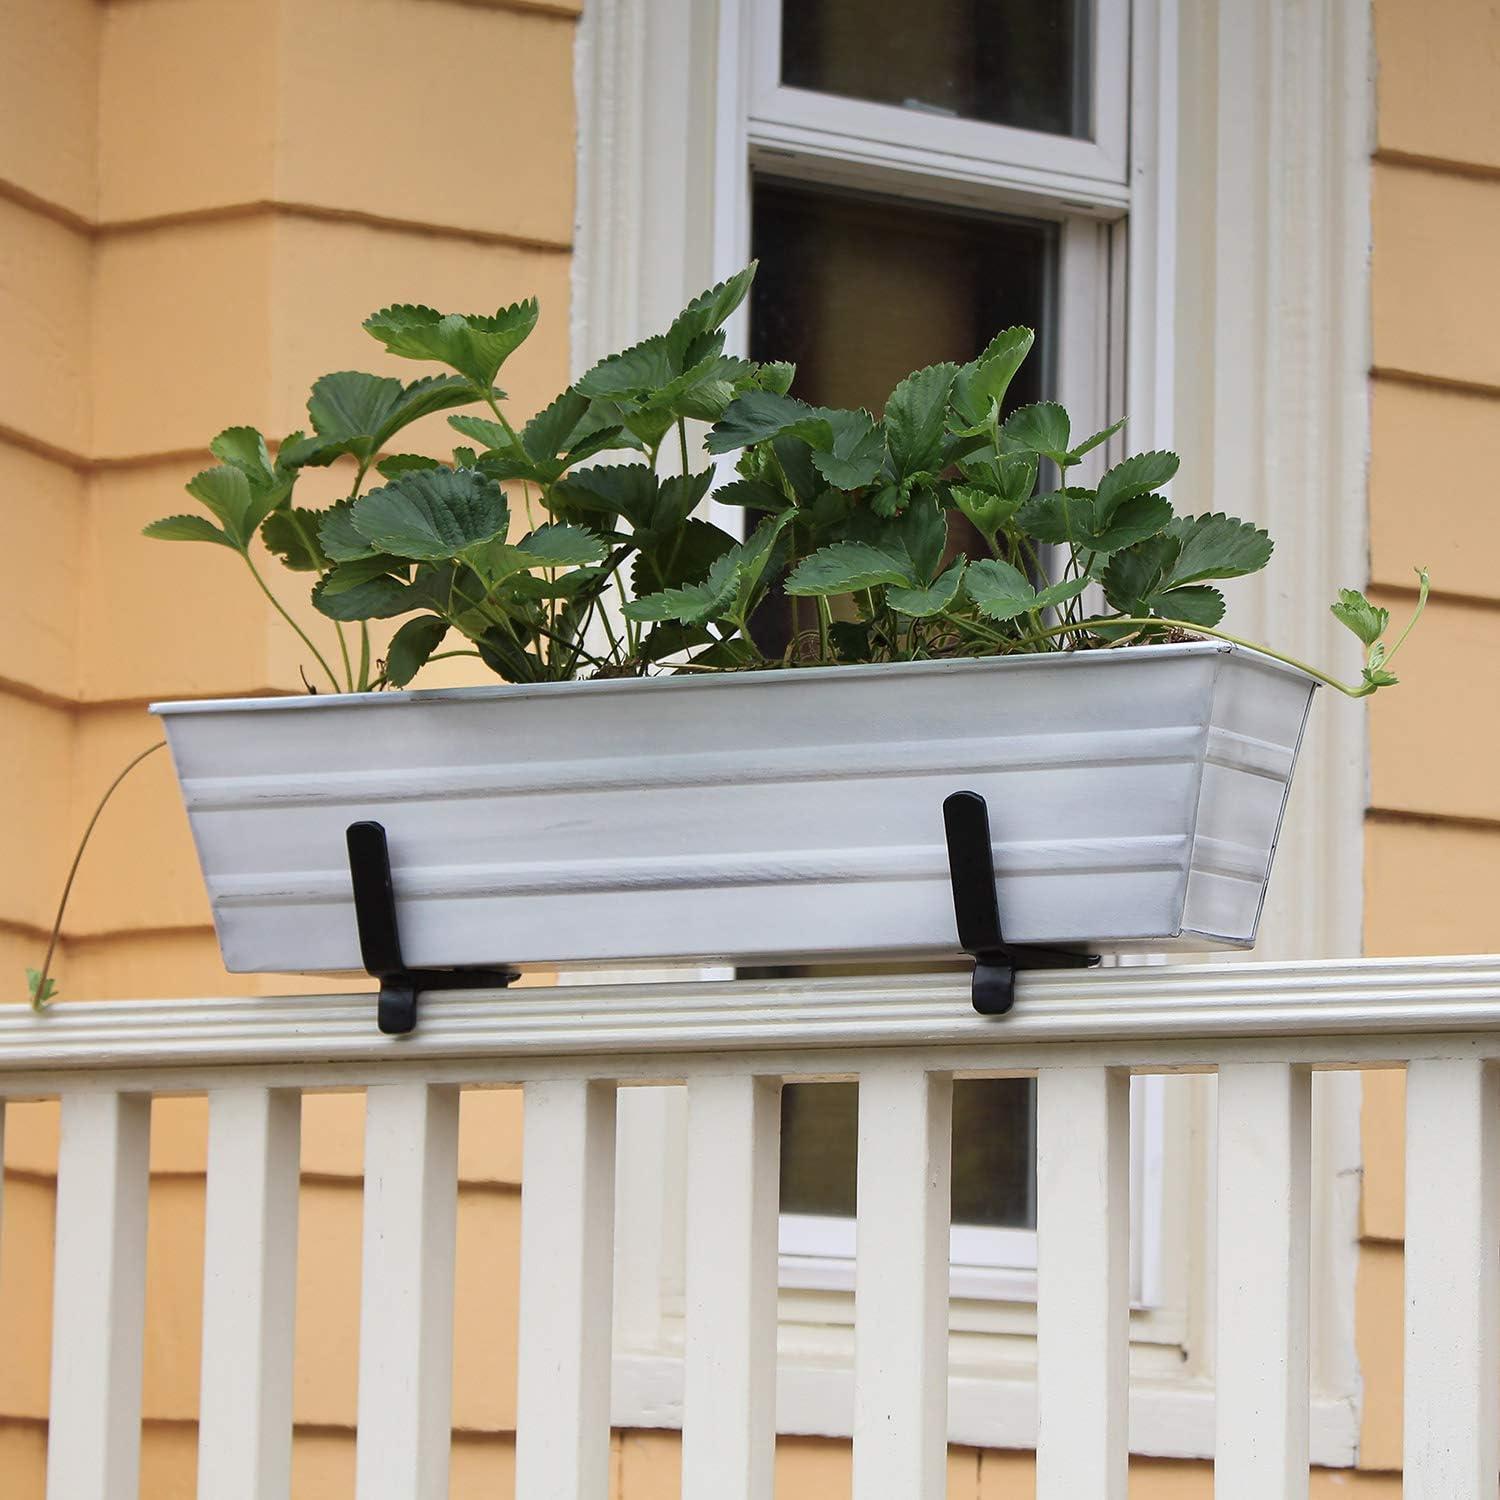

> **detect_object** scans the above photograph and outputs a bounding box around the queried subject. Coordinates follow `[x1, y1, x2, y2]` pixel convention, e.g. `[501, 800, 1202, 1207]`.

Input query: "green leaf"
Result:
[631, 516, 737, 598]
[1033, 575, 1092, 611]
[375, 454, 443, 479]
[1331, 587, 1389, 646]
[705, 390, 823, 454]
[550, 464, 658, 528]
[784, 541, 914, 597]
[521, 388, 590, 463]
[1088, 492, 1174, 554]
[448, 414, 514, 452]
[311, 571, 411, 621]
[1096, 451, 1180, 519]
[887, 559, 966, 618]
[318, 554, 407, 595]
[755, 361, 796, 395]
[319, 502, 380, 562]
[26, 968, 56, 1007]
[899, 491, 947, 583]
[1100, 535, 1178, 614]
[622, 548, 742, 624]
[512, 524, 607, 566]
[305, 371, 480, 466]
[143, 513, 238, 548]
[964, 557, 1039, 621]
[1015, 488, 1097, 545]
[951, 484, 1020, 541]
[1003, 402, 1072, 464]
[384, 615, 450, 687]
[210, 425, 274, 480]
[883, 362, 957, 478]
[1163, 512, 1273, 585]
[1155, 584, 1226, 627]
[671, 264, 757, 343]
[363, 300, 538, 388]
[951, 327, 1034, 427]
[504, 567, 606, 601]
[730, 510, 794, 618]
[1064, 417, 1126, 464]
[713, 477, 791, 512]
[260, 508, 330, 570]
[575, 335, 679, 401]
[476, 628, 542, 683]
[810, 411, 886, 490]
[349, 468, 509, 561]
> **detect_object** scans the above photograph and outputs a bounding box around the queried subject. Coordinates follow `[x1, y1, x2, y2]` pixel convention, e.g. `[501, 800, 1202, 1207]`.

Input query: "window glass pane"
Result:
[750, 178, 1057, 417]
[779, 1079, 1036, 1228]
[781, 0, 1092, 139]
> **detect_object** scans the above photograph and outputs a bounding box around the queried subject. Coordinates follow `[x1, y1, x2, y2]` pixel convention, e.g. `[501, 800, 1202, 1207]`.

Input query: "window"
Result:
[728, 0, 1127, 1294]
[575, 0, 1371, 1463]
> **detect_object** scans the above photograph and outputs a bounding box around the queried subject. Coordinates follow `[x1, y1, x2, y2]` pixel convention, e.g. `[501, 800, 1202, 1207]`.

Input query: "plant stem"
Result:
[334, 623, 354, 691]
[1006, 615, 1380, 697]
[358, 624, 372, 692]
[28, 741, 167, 1010]
[677, 418, 692, 480]
[241, 551, 342, 692]
[1381, 568, 1431, 670]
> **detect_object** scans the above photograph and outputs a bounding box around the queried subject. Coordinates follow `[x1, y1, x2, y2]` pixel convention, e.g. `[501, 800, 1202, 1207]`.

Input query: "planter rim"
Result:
[150, 639, 1316, 717]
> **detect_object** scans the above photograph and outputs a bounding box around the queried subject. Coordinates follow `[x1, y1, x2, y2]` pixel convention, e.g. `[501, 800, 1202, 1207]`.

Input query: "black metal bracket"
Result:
[346, 820, 519, 1036]
[942, 790, 1100, 1017]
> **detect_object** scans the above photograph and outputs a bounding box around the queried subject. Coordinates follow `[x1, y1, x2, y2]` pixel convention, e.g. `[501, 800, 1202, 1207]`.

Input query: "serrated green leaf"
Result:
[1088, 492, 1174, 554]
[311, 571, 411, 621]
[1163, 512, 1273, 585]
[1003, 402, 1072, 463]
[306, 371, 480, 466]
[211, 425, 274, 480]
[706, 390, 825, 454]
[349, 468, 509, 561]
[964, 557, 1038, 621]
[1015, 488, 1099, 546]
[1101, 535, 1179, 614]
[631, 516, 738, 598]
[671, 264, 756, 344]
[951, 327, 1034, 427]
[883, 362, 957, 478]
[622, 548, 742, 624]
[185, 464, 251, 530]
[550, 463, 659, 528]
[448, 414, 514, 451]
[521, 388, 589, 463]
[900, 491, 946, 583]
[513, 523, 607, 566]
[260, 508, 330, 570]
[319, 502, 379, 562]
[375, 454, 443, 479]
[810, 411, 886, 490]
[363, 300, 538, 388]
[27, 967, 57, 1007]
[755, 361, 796, 395]
[1032, 575, 1092, 611]
[887, 559, 966, 617]
[784, 541, 915, 596]
[713, 477, 791, 511]
[143, 513, 238, 548]
[504, 567, 606, 601]
[318, 555, 407, 595]
[1154, 584, 1226, 627]
[384, 615, 449, 688]
[1330, 587, 1389, 646]
[1063, 417, 1125, 464]
[1096, 450, 1179, 519]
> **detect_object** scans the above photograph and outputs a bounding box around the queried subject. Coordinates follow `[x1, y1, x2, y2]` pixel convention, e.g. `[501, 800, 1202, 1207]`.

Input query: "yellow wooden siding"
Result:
[1359, 0, 1500, 1480]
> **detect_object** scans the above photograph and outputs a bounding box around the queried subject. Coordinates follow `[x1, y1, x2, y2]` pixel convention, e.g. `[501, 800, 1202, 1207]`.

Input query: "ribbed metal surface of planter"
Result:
[153, 643, 1317, 974]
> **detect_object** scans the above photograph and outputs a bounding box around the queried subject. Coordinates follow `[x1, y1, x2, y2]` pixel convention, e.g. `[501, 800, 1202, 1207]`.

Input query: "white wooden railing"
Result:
[3, 955, 1500, 1499]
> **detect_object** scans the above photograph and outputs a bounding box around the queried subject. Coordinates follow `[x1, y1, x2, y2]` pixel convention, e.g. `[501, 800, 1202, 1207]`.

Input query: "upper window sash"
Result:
[745, 0, 1131, 212]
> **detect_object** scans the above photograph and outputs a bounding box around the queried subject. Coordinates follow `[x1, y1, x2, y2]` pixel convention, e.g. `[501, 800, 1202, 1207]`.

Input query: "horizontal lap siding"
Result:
[0, 0, 574, 1479]
[1359, 0, 1500, 1477]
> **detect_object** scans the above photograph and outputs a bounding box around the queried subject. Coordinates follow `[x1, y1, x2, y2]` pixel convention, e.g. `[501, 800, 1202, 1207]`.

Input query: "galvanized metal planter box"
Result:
[153, 642, 1317, 975]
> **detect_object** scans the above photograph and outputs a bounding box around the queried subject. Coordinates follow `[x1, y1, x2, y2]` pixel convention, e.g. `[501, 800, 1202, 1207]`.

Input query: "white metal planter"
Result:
[153, 643, 1317, 975]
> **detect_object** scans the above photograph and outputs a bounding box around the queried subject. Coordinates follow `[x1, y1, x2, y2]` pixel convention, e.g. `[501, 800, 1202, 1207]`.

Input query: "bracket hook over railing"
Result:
[942, 790, 1100, 1016]
[346, 821, 520, 1035]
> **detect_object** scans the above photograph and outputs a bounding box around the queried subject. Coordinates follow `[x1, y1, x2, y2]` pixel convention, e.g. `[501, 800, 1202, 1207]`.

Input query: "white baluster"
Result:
[46, 1091, 151, 1500]
[682, 1074, 781, 1500]
[355, 1083, 461, 1500]
[852, 1064, 953, 1500]
[1215, 1062, 1311, 1500]
[198, 1087, 302, 1500]
[515, 1079, 618, 1500]
[1036, 1067, 1130, 1499]
[1404, 1058, 1500, 1499]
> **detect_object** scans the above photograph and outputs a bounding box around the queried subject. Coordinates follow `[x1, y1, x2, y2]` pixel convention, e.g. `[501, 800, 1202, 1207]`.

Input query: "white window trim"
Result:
[572, 0, 1372, 1465]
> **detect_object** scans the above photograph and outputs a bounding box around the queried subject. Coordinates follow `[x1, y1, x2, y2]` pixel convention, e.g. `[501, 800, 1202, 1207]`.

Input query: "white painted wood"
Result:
[152, 645, 1316, 974]
[515, 1079, 618, 1500]
[852, 1065, 952, 1500]
[1214, 1063, 1312, 1499]
[7, 957, 1500, 1086]
[1403, 1059, 1500, 1499]
[682, 1074, 781, 1500]
[1036, 1067, 1130, 1499]
[46, 1091, 151, 1500]
[197, 1086, 301, 1500]
[354, 1083, 460, 1500]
